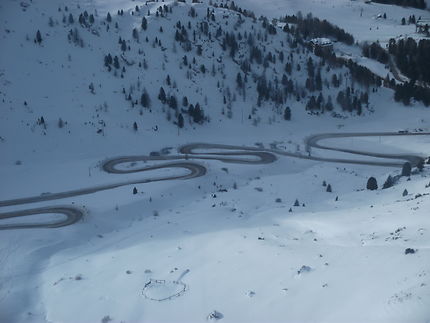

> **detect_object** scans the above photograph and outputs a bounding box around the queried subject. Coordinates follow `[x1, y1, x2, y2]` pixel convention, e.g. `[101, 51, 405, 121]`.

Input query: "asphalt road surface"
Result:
[1, 132, 428, 230]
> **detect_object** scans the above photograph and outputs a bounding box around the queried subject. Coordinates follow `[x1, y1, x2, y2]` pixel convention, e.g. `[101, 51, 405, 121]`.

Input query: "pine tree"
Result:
[133, 122, 138, 131]
[133, 187, 138, 194]
[236, 72, 243, 89]
[36, 30, 42, 44]
[401, 162, 411, 176]
[140, 90, 150, 108]
[182, 96, 188, 107]
[141, 17, 148, 30]
[107, 12, 112, 22]
[402, 189, 408, 197]
[113, 56, 120, 69]
[132, 28, 139, 41]
[382, 175, 394, 189]
[417, 159, 424, 171]
[283, 107, 291, 120]
[294, 199, 300, 207]
[169, 95, 178, 110]
[158, 87, 166, 103]
[326, 184, 332, 192]
[178, 113, 184, 128]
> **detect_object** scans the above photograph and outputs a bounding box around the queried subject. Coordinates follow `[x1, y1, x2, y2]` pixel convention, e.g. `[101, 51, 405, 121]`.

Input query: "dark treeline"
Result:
[372, 0, 426, 9]
[395, 81, 430, 106]
[362, 42, 389, 64]
[360, 38, 430, 106]
[211, 0, 256, 19]
[313, 48, 382, 88]
[282, 13, 354, 45]
[388, 38, 430, 84]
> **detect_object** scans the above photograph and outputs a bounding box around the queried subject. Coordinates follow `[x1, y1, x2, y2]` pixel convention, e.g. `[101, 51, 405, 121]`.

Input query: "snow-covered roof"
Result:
[310, 38, 333, 46]
[416, 19, 430, 27]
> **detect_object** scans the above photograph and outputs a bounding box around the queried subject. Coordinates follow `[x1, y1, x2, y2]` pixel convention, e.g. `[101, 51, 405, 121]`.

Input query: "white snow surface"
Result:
[0, 0, 430, 323]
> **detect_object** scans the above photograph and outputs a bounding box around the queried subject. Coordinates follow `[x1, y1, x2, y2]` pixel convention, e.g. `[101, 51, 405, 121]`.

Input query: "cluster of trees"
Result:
[210, 0, 256, 19]
[336, 88, 368, 114]
[154, 4, 172, 18]
[77, 11, 95, 27]
[360, 38, 430, 106]
[222, 32, 239, 57]
[158, 87, 206, 125]
[372, 0, 426, 9]
[367, 160, 423, 191]
[67, 28, 84, 47]
[394, 80, 430, 106]
[306, 93, 334, 112]
[95, 0, 390, 128]
[401, 15, 417, 25]
[104, 53, 120, 70]
[343, 59, 382, 87]
[282, 13, 354, 45]
[388, 38, 430, 84]
[362, 42, 389, 64]
[63, 11, 96, 28]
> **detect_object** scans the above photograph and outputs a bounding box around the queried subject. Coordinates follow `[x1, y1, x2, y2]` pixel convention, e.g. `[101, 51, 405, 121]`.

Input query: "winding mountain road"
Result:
[1, 132, 428, 230]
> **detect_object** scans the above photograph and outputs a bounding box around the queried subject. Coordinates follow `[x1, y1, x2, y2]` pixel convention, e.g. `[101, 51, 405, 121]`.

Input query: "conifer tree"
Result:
[367, 177, 378, 190]
[284, 107, 291, 120]
[141, 17, 148, 30]
[401, 162, 411, 177]
[36, 30, 42, 44]
[178, 113, 184, 128]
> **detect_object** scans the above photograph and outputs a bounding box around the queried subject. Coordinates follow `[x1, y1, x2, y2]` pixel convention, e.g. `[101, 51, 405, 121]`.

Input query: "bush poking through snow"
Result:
[101, 315, 112, 323]
[297, 265, 312, 275]
[207, 310, 223, 320]
[404, 248, 416, 255]
[366, 177, 378, 190]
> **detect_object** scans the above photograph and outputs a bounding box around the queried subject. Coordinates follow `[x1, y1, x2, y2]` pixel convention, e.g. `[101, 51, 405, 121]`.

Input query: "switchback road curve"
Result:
[1, 132, 428, 230]
[304, 132, 428, 167]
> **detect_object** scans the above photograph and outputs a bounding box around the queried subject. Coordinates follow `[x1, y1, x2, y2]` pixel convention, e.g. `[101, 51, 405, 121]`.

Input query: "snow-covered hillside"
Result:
[227, 0, 430, 44]
[0, 0, 430, 322]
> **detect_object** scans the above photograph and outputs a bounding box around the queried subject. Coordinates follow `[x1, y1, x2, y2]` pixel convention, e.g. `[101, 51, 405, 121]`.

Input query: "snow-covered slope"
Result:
[227, 0, 430, 44]
[0, 0, 430, 322]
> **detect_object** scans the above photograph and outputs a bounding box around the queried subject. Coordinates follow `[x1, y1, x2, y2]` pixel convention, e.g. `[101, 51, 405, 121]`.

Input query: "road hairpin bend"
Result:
[1, 133, 427, 230]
